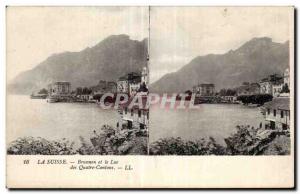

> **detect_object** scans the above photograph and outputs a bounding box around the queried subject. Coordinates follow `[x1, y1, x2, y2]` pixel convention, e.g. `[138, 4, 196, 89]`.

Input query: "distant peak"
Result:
[235, 37, 275, 54]
[249, 37, 272, 42]
[104, 34, 130, 41]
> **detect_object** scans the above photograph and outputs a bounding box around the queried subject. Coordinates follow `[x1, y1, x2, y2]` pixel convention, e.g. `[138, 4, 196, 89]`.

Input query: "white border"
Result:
[1, 0, 299, 193]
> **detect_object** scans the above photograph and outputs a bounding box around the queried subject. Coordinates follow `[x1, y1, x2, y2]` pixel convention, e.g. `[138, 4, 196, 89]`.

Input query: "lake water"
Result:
[7, 95, 118, 145]
[149, 103, 264, 145]
[7, 95, 264, 146]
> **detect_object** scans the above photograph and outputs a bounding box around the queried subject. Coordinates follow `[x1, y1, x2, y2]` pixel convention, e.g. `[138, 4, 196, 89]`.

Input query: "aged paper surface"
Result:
[6, 6, 294, 188]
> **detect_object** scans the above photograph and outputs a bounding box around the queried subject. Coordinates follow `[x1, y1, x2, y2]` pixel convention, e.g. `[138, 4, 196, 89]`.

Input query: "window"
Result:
[131, 109, 133, 116]
[138, 110, 141, 118]
[281, 110, 284, 118]
[273, 110, 276, 117]
[267, 109, 270, 115]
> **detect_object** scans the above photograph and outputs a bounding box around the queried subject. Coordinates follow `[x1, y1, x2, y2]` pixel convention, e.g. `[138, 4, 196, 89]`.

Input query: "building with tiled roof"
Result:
[263, 97, 290, 130]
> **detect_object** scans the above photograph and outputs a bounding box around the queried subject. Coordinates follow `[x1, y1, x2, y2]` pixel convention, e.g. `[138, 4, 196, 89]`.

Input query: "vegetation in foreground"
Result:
[7, 137, 76, 155]
[7, 125, 148, 155]
[7, 125, 290, 155]
[150, 125, 290, 155]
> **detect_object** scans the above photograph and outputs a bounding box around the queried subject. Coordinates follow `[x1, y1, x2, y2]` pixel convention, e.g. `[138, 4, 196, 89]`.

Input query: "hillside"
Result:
[8, 34, 148, 94]
[150, 37, 289, 93]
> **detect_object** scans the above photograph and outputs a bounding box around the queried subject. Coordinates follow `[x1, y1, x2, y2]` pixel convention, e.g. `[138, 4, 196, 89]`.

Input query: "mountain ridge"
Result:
[8, 34, 148, 94]
[150, 37, 289, 93]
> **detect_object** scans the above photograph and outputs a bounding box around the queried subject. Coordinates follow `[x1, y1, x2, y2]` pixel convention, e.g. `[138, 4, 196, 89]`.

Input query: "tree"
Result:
[38, 88, 48, 94]
[219, 88, 237, 96]
[237, 94, 272, 105]
[76, 87, 83, 95]
[281, 83, 290, 93]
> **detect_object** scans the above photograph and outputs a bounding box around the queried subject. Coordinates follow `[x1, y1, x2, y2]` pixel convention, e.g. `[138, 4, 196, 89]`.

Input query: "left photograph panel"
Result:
[6, 7, 149, 155]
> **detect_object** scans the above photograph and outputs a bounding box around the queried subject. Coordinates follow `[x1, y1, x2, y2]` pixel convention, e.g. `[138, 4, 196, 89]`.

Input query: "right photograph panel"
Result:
[149, 7, 294, 155]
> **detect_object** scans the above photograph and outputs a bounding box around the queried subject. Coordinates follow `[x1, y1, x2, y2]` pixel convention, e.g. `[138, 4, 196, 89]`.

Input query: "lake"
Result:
[7, 95, 118, 145]
[149, 103, 264, 145]
[7, 95, 265, 146]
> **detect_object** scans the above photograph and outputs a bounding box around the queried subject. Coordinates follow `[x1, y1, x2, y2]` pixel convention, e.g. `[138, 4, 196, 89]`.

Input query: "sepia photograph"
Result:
[149, 7, 293, 155]
[7, 6, 149, 155]
[5, 5, 295, 189]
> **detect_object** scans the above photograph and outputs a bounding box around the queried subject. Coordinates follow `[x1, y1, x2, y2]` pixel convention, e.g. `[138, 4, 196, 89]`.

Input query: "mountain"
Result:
[8, 34, 148, 94]
[150, 37, 289, 93]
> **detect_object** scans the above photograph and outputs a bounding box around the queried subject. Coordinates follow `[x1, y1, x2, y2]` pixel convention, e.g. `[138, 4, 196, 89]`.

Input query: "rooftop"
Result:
[264, 97, 290, 110]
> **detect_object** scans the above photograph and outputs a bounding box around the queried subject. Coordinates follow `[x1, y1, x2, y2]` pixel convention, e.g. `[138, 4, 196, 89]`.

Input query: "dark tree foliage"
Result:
[237, 94, 273, 105]
[38, 88, 48, 94]
[76, 87, 83, 95]
[219, 88, 237, 96]
[281, 83, 290, 93]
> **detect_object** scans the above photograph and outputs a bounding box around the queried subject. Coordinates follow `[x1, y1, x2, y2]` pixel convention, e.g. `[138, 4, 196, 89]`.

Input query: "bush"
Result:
[7, 137, 76, 155]
[149, 137, 225, 155]
[224, 125, 259, 155]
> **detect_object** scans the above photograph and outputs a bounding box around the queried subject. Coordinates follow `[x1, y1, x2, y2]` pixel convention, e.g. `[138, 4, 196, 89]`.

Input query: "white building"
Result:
[48, 81, 71, 97]
[141, 66, 149, 86]
[193, 83, 215, 96]
[117, 66, 149, 96]
[260, 74, 284, 96]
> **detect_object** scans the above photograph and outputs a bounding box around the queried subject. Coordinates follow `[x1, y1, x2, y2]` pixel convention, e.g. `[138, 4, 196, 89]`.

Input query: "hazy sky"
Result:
[149, 7, 292, 83]
[7, 7, 292, 83]
[7, 6, 148, 81]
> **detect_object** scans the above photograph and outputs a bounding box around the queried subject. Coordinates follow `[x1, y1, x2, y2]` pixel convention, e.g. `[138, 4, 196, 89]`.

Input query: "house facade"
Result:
[117, 72, 144, 96]
[272, 84, 283, 97]
[117, 78, 129, 94]
[260, 74, 284, 96]
[263, 97, 290, 130]
[192, 83, 215, 96]
[259, 79, 273, 95]
[141, 66, 149, 86]
[48, 82, 71, 97]
[117, 66, 149, 131]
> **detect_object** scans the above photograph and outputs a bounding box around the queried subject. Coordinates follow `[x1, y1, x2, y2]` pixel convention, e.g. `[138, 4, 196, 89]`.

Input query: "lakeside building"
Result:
[48, 81, 71, 97]
[92, 80, 117, 95]
[192, 83, 215, 96]
[119, 94, 149, 130]
[263, 97, 290, 130]
[117, 72, 142, 95]
[236, 82, 260, 96]
[272, 83, 284, 97]
[259, 74, 284, 96]
[117, 66, 149, 130]
[117, 69, 148, 96]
